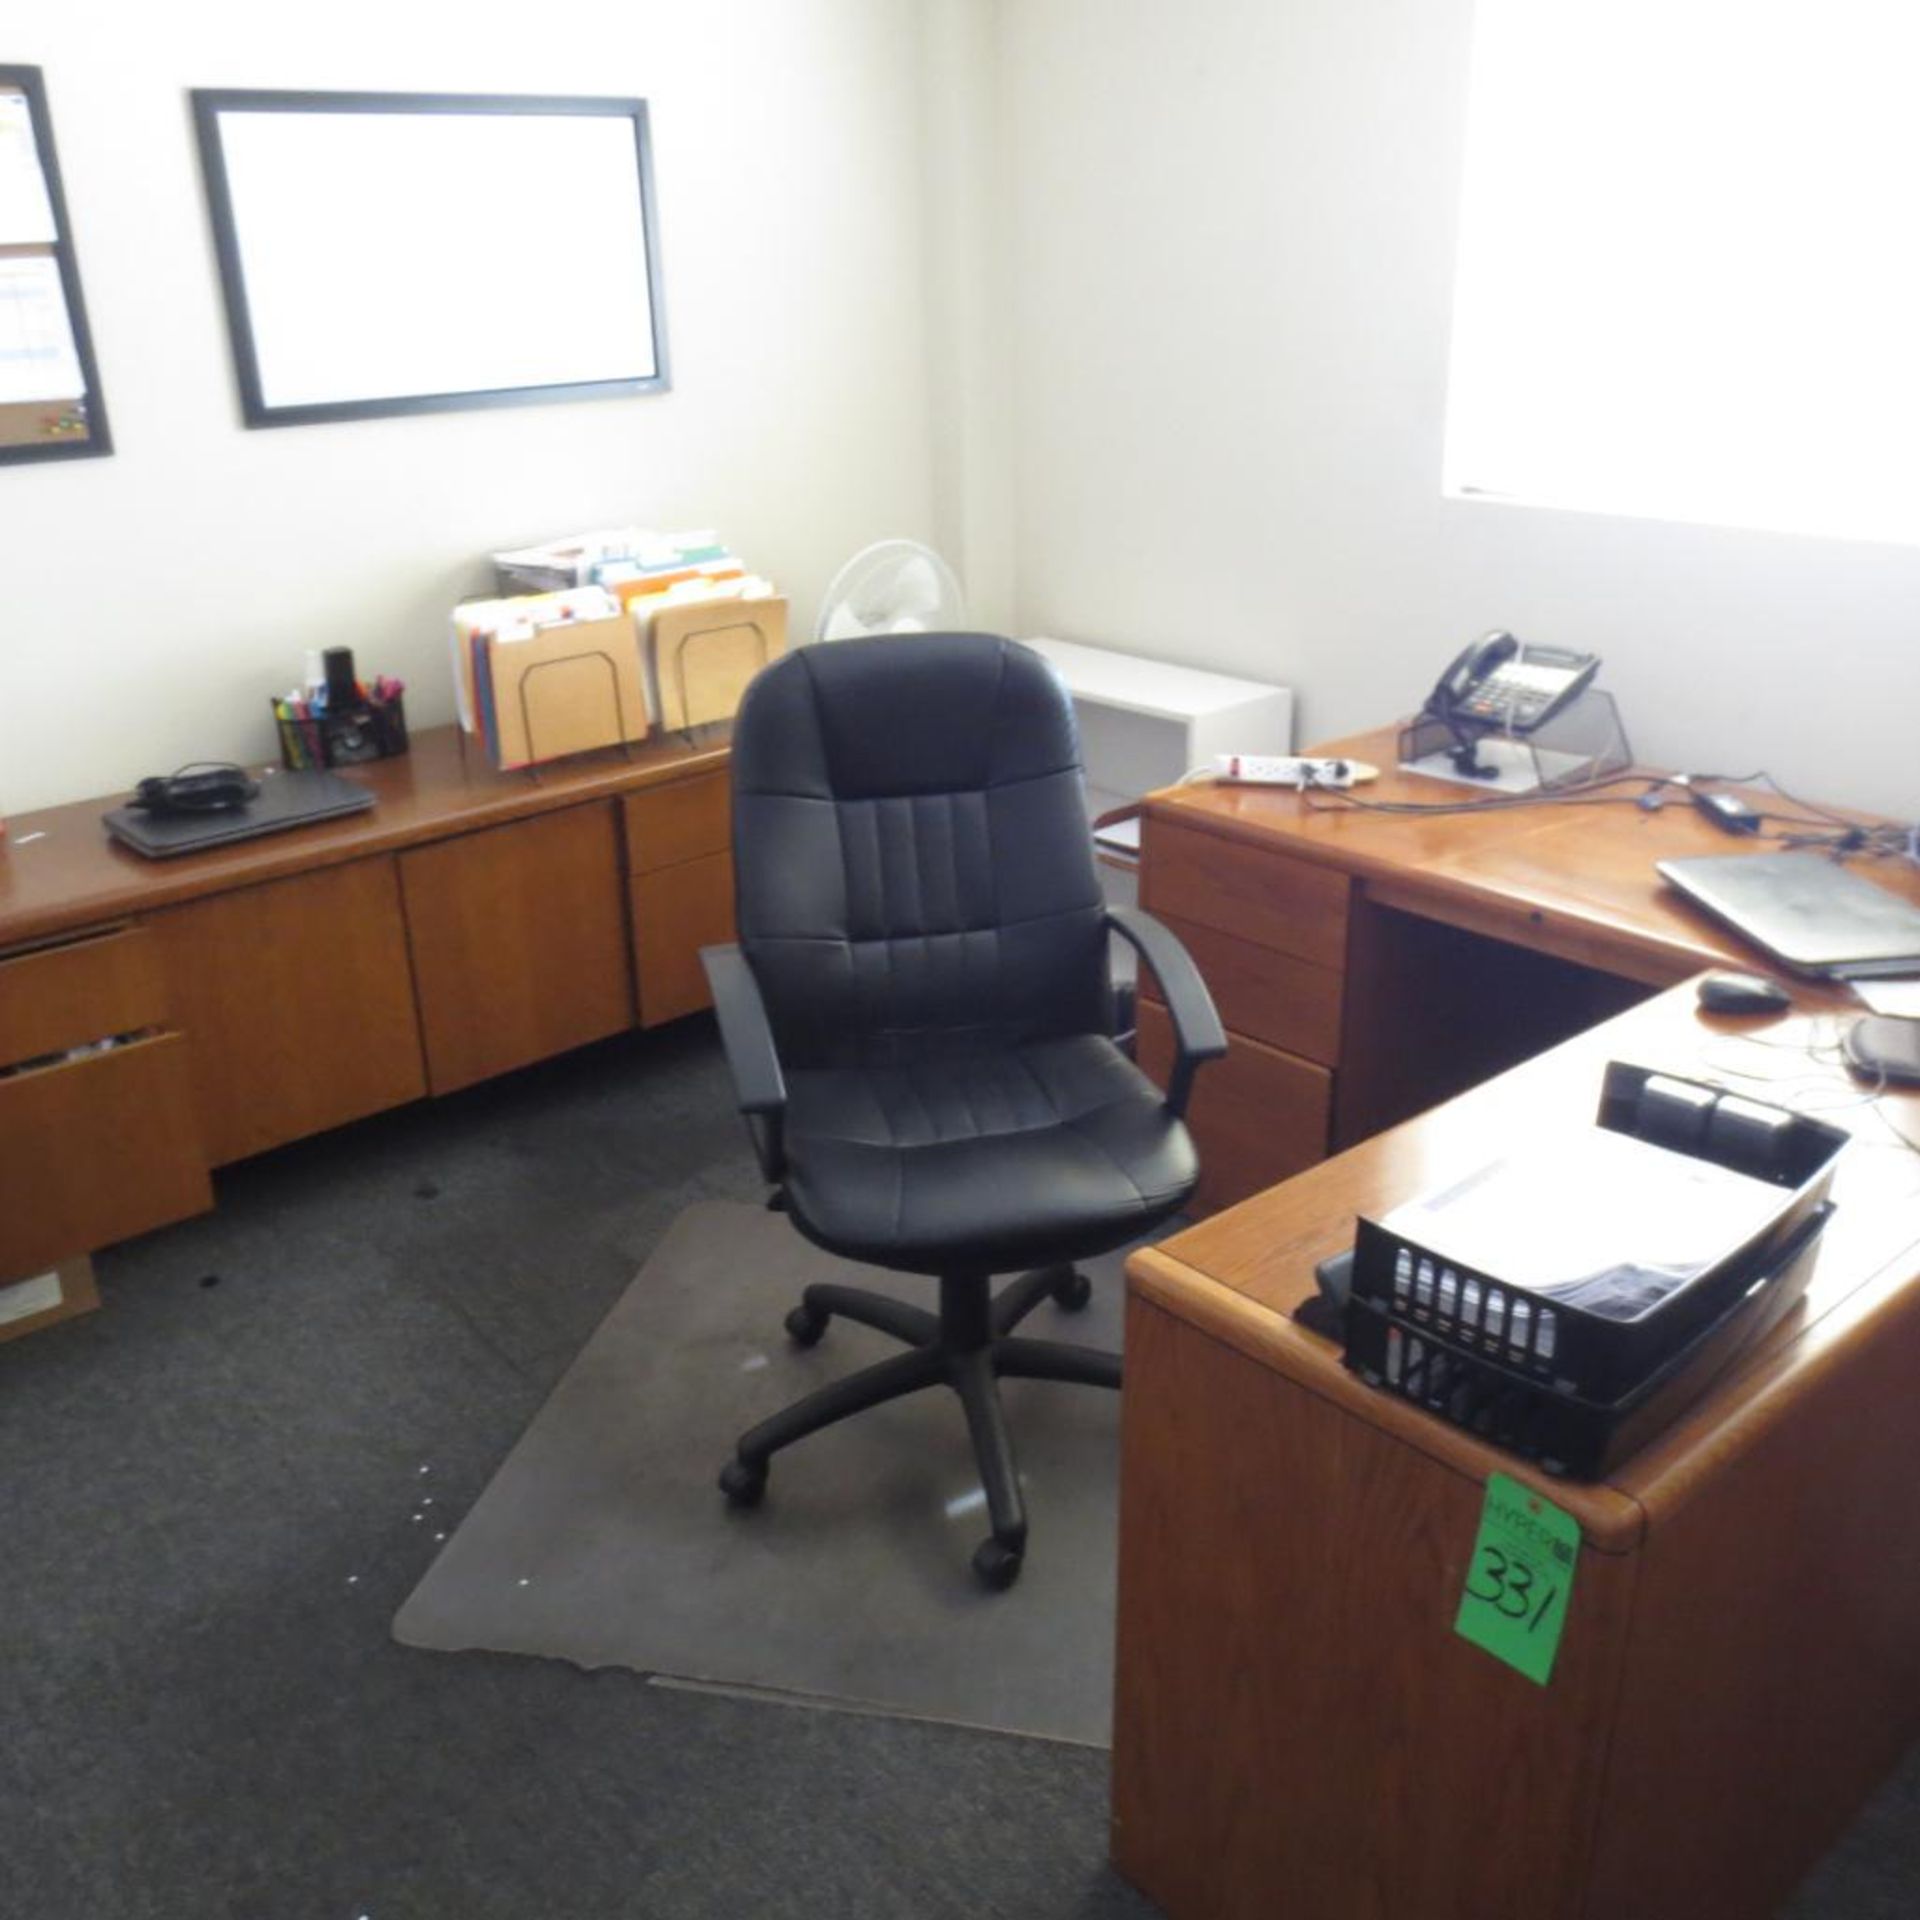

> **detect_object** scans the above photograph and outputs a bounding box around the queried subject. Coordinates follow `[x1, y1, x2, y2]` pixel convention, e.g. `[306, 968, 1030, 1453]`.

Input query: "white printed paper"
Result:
[0, 90, 58, 245]
[1381, 1125, 1789, 1321]
[0, 254, 84, 403]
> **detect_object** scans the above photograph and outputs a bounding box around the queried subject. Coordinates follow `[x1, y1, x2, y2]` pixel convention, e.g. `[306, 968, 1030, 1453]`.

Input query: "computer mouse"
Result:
[1696, 970, 1791, 1016]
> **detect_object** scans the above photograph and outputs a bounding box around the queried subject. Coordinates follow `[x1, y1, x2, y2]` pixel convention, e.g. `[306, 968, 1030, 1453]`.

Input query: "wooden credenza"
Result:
[0, 726, 734, 1303]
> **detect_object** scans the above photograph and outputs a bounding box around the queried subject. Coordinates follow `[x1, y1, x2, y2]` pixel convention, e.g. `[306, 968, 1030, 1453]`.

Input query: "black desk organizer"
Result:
[273, 689, 407, 772]
[1341, 1063, 1849, 1479]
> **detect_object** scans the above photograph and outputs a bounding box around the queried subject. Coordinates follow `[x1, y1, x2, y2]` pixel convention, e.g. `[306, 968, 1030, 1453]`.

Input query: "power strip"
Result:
[1211, 754, 1376, 788]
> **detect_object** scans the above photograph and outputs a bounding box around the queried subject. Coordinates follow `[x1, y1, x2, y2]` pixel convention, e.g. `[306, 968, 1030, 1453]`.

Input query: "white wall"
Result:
[918, 0, 1013, 633]
[15, 1, 1911, 822]
[999, 0, 1920, 817]
[0, 0, 939, 812]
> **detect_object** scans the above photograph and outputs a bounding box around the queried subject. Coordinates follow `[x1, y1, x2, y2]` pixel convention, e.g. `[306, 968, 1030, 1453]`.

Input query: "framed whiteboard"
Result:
[191, 90, 669, 428]
[0, 65, 111, 464]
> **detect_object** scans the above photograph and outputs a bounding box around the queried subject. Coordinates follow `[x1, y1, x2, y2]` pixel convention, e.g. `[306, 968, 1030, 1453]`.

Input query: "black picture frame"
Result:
[0, 64, 112, 466]
[190, 89, 670, 429]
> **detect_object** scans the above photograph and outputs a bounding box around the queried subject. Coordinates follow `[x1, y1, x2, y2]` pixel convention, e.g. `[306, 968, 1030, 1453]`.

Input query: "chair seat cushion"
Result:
[780, 1034, 1198, 1274]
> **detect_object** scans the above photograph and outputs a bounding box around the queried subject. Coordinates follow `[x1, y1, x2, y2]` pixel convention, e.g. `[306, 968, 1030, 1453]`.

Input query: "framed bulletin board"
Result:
[0, 65, 111, 464]
[191, 90, 670, 429]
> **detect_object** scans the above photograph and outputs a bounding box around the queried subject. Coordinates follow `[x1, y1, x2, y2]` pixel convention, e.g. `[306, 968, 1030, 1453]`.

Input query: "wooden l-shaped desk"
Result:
[1134, 724, 1920, 1212]
[1118, 726, 1920, 1919]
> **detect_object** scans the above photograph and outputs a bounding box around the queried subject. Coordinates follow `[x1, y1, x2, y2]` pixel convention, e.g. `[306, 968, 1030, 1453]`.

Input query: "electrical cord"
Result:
[129, 763, 260, 814]
[1185, 743, 1918, 864]
[1300, 769, 1675, 819]
[1698, 1015, 1920, 1159]
[1299, 768, 1917, 860]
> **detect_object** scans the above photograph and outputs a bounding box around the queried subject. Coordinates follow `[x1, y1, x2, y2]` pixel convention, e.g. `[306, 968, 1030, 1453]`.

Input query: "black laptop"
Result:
[103, 770, 374, 859]
[1657, 851, 1920, 979]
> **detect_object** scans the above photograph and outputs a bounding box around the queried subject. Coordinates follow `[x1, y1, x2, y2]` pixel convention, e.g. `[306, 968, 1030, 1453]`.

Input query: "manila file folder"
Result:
[650, 596, 789, 731]
[487, 612, 651, 769]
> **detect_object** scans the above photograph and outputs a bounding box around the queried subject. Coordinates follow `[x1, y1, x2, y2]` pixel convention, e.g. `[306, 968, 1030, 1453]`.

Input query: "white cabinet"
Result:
[1023, 636, 1295, 846]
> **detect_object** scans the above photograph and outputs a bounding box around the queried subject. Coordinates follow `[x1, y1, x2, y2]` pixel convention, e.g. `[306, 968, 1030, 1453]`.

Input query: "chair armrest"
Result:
[1104, 905, 1226, 1119]
[701, 944, 787, 1180]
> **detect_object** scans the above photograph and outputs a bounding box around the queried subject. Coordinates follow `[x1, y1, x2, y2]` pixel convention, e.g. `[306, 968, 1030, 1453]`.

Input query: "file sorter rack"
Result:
[514, 648, 645, 769]
[1343, 1203, 1830, 1479]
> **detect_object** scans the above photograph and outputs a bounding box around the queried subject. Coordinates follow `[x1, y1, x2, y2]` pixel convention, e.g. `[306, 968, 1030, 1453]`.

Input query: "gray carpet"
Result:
[395, 1202, 1125, 1743]
[1, 1016, 1917, 1917]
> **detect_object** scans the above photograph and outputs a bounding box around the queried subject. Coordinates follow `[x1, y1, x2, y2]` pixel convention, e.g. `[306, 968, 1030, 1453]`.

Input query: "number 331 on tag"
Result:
[1454, 1471, 1579, 1685]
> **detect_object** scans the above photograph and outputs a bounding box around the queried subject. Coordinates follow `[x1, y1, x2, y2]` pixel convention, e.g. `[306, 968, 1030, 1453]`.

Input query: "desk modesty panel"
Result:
[1114, 984, 1920, 1920]
[0, 725, 734, 1285]
[1135, 724, 1920, 1211]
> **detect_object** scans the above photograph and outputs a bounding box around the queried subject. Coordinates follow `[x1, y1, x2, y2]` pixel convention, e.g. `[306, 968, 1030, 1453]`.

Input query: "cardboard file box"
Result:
[0, 1255, 99, 1345]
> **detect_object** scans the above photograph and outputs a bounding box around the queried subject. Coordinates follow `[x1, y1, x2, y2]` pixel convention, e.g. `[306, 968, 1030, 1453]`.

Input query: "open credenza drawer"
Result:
[0, 925, 212, 1282]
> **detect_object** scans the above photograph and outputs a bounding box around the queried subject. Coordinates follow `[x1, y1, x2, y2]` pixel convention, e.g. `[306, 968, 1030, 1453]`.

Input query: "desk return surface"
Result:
[1115, 986, 1920, 1920]
[1136, 724, 1920, 1212]
[0, 726, 733, 1287]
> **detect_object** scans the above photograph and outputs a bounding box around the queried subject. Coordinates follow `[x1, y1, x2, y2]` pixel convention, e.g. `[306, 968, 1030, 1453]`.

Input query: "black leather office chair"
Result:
[702, 632, 1224, 1588]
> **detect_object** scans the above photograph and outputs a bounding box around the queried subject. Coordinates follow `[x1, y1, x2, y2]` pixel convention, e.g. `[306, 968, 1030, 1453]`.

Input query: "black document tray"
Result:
[1338, 1061, 1849, 1479]
[1343, 1203, 1829, 1479]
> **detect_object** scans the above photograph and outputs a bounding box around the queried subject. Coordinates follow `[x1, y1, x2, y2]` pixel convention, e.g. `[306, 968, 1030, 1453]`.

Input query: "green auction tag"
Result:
[1454, 1472, 1579, 1685]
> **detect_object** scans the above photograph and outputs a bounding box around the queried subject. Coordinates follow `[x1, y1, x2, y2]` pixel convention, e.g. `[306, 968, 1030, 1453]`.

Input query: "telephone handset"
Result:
[1425, 631, 1600, 735]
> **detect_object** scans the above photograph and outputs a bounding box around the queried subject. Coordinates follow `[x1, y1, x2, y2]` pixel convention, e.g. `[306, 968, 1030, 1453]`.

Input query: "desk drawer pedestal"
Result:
[0, 927, 211, 1284]
[1139, 818, 1349, 1211]
[1135, 1002, 1330, 1216]
[623, 772, 735, 1028]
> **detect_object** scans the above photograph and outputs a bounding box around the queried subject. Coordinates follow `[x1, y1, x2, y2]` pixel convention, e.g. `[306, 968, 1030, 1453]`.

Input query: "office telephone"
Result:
[1425, 632, 1601, 735]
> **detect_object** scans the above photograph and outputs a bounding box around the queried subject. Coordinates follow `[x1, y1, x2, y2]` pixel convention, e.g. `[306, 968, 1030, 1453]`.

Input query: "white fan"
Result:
[814, 539, 967, 642]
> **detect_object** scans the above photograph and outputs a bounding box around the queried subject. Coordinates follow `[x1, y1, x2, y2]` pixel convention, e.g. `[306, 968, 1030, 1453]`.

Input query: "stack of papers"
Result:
[451, 534, 786, 762]
[491, 526, 738, 595]
[1379, 1125, 1790, 1323]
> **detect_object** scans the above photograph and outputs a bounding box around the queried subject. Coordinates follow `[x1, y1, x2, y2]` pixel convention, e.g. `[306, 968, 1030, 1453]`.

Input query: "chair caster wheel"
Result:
[1049, 1269, 1093, 1313]
[784, 1303, 828, 1347]
[972, 1537, 1023, 1591]
[719, 1457, 768, 1507]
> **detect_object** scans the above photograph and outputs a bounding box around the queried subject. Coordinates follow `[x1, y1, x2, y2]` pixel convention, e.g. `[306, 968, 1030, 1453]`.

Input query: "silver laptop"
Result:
[1658, 851, 1920, 979]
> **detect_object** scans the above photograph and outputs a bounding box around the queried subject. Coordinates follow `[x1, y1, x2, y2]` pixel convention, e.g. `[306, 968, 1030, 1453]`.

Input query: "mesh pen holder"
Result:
[274, 689, 407, 772]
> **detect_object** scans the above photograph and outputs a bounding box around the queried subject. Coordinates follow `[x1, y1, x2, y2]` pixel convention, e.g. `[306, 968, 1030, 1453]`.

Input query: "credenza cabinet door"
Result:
[631, 851, 733, 1028]
[400, 801, 634, 1095]
[147, 858, 427, 1166]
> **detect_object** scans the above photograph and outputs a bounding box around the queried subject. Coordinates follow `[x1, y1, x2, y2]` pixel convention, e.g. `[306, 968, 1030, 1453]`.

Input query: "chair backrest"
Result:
[730, 632, 1109, 1068]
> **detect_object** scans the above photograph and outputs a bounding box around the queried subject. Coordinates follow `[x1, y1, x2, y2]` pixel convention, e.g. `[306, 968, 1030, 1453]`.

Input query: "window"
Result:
[1443, 1, 1920, 546]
